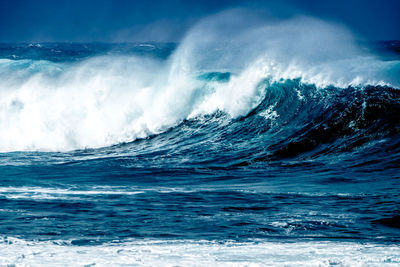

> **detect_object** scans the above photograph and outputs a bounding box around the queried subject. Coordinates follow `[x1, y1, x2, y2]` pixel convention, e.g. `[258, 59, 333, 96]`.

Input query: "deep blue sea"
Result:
[0, 20, 400, 265]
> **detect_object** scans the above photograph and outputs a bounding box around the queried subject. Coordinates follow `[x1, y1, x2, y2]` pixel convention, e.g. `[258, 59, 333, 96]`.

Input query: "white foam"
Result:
[0, 186, 144, 200]
[259, 103, 279, 122]
[0, 11, 398, 152]
[1, 237, 399, 266]
[0, 185, 367, 201]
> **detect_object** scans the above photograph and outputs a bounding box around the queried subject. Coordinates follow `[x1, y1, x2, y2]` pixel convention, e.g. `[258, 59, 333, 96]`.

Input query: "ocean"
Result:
[0, 16, 400, 266]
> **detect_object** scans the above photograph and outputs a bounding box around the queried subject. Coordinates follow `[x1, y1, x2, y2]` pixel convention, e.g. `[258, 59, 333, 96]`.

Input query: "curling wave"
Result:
[0, 12, 399, 152]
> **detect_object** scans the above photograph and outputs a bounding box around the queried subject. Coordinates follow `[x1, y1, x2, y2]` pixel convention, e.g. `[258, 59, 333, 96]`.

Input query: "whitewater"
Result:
[0, 14, 398, 152]
[0, 10, 399, 266]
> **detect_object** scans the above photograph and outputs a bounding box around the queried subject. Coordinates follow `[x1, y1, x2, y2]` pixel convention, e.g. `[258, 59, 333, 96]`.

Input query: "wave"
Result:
[0, 11, 399, 152]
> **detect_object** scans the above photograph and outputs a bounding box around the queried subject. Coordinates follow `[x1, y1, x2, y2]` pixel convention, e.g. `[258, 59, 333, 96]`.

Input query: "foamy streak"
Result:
[1, 237, 399, 266]
[0, 186, 146, 201]
[0, 186, 362, 201]
[0, 11, 398, 152]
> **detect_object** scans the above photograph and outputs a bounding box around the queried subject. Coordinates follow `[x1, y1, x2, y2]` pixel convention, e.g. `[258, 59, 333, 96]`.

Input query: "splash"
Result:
[0, 10, 398, 152]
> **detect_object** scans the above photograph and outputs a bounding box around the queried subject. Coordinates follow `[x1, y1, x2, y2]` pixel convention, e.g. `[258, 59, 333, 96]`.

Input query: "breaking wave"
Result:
[0, 11, 399, 152]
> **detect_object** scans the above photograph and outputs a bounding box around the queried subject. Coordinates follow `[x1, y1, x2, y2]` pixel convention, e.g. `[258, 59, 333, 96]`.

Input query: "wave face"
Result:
[0, 12, 400, 265]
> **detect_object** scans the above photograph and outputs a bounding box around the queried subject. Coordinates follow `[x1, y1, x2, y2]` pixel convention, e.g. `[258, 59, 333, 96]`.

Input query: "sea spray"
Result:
[0, 10, 398, 152]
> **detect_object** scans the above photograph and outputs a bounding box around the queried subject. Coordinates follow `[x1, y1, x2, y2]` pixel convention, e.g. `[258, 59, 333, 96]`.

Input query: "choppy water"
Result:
[0, 15, 400, 266]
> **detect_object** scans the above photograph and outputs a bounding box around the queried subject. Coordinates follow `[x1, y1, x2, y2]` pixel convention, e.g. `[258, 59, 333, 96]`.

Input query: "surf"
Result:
[0, 10, 398, 152]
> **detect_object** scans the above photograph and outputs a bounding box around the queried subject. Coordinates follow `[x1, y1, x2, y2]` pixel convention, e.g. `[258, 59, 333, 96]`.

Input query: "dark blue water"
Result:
[0, 41, 399, 250]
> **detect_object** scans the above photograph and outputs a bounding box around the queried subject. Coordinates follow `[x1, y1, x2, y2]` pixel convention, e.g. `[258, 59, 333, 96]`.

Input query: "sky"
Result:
[0, 0, 398, 42]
